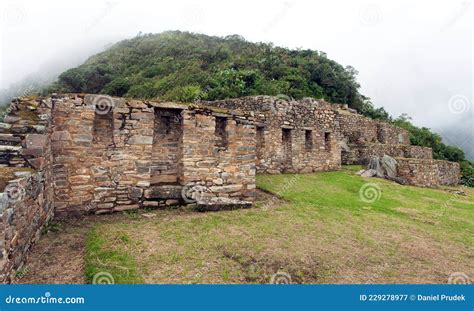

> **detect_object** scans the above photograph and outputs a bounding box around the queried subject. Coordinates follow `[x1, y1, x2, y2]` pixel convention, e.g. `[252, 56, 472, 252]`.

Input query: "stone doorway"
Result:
[282, 128, 292, 172]
[151, 108, 183, 185]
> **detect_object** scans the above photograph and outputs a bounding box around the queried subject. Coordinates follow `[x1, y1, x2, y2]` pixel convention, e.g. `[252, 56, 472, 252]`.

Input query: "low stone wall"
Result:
[337, 111, 378, 144]
[396, 158, 460, 187]
[375, 122, 410, 145]
[337, 111, 409, 145]
[404, 146, 433, 160]
[436, 160, 461, 185]
[342, 144, 433, 164]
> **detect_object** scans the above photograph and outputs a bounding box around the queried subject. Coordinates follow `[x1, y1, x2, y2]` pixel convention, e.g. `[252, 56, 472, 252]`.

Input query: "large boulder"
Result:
[381, 155, 397, 178]
[358, 155, 406, 184]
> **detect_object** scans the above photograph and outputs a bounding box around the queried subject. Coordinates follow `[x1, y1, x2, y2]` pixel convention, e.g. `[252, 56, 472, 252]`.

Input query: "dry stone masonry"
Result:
[0, 93, 461, 282]
[204, 96, 341, 174]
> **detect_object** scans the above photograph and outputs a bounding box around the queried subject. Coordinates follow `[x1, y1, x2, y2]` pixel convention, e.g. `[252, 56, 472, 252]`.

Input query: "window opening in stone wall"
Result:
[398, 133, 404, 144]
[215, 117, 228, 148]
[93, 110, 114, 145]
[324, 132, 331, 152]
[282, 128, 292, 170]
[376, 124, 384, 143]
[256, 126, 265, 159]
[305, 130, 313, 152]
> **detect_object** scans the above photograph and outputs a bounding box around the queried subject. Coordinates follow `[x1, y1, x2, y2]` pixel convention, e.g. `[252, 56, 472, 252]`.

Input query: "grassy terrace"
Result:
[83, 166, 473, 284]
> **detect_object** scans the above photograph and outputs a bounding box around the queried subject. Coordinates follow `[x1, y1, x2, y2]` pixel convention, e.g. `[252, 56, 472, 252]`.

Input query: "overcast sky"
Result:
[0, 0, 472, 137]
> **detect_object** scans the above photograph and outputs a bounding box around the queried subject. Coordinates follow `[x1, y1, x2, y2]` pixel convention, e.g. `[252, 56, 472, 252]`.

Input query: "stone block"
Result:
[144, 185, 182, 199]
[114, 204, 139, 212]
[25, 134, 47, 149]
[127, 135, 153, 145]
[68, 175, 91, 185]
[128, 187, 143, 199]
[51, 131, 72, 142]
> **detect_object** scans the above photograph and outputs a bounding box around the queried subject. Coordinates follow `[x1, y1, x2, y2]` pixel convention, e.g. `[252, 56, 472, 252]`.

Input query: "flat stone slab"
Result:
[194, 197, 252, 212]
[0, 145, 22, 152]
[144, 185, 182, 199]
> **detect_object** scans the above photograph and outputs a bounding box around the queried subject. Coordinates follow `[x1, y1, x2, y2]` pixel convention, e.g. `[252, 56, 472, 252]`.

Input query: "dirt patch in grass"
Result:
[14, 213, 133, 284]
[14, 218, 89, 284]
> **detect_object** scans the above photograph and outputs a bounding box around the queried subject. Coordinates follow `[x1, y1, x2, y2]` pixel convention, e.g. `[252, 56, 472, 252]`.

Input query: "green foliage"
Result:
[358, 98, 392, 121]
[49, 31, 364, 106]
[460, 161, 474, 186]
[103, 77, 132, 97]
[163, 85, 206, 102]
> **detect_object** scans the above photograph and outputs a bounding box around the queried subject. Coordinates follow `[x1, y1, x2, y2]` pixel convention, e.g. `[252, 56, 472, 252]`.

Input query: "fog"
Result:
[0, 0, 472, 158]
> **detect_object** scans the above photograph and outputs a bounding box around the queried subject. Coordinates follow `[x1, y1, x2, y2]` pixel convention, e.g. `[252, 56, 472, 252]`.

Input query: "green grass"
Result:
[84, 166, 474, 284]
[85, 227, 143, 284]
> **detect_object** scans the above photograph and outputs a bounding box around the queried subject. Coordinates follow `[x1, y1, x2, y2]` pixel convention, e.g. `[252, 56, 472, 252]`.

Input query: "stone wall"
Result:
[375, 122, 410, 145]
[0, 96, 54, 283]
[338, 112, 379, 144]
[204, 96, 341, 174]
[396, 158, 461, 187]
[0, 171, 54, 283]
[337, 111, 409, 145]
[181, 110, 256, 204]
[342, 144, 433, 164]
[50, 95, 255, 216]
[436, 160, 461, 186]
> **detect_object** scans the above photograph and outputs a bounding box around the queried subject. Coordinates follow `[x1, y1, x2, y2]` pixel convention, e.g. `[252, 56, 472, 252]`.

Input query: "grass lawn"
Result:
[84, 166, 474, 284]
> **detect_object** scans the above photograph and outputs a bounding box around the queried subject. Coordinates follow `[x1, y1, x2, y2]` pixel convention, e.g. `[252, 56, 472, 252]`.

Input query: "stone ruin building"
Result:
[0, 93, 461, 282]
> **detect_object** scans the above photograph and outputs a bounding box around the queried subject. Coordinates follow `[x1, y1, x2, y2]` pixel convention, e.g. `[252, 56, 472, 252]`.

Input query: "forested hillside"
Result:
[46, 31, 365, 109]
